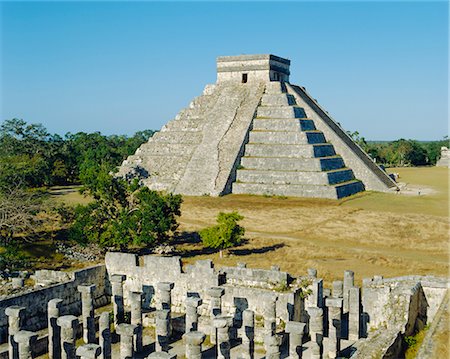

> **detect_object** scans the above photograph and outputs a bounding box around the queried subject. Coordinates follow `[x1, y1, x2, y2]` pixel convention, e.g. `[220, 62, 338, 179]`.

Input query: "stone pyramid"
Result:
[118, 54, 398, 199]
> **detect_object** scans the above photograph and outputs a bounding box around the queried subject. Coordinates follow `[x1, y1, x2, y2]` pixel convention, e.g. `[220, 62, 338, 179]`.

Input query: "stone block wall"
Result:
[0, 265, 108, 344]
[218, 265, 289, 290]
[105, 252, 299, 323]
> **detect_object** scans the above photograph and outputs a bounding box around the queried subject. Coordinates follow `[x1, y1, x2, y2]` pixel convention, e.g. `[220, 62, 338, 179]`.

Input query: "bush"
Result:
[200, 211, 245, 254]
[68, 171, 182, 250]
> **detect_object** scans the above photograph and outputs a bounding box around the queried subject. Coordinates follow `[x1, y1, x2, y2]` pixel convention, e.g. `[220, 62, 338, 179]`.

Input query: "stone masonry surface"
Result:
[118, 54, 397, 199]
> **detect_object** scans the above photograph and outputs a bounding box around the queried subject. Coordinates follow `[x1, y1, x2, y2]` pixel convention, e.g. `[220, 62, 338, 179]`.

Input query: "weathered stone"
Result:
[48, 299, 63, 359]
[207, 287, 225, 317]
[332, 281, 343, 298]
[213, 316, 231, 359]
[436, 146, 450, 167]
[11, 277, 24, 288]
[307, 306, 324, 358]
[157, 282, 174, 310]
[264, 334, 281, 359]
[325, 298, 343, 359]
[78, 284, 96, 343]
[307, 268, 317, 278]
[146, 352, 176, 359]
[185, 296, 202, 332]
[116, 323, 138, 359]
[183, 331, 205, 359]
[343, 270, 355, 313]
[57, 315, 78, 359]
[155, 309, 170, 352]
[305, 279, 324, 309]
[349, 287, 361, 341]
[14, 330, 38, 359]
[241, 309, 254, 359]
[6, 306, 26, 359]
[285, 321, 305, 358]
[129, 291, 143, 353]
[110, 274, 126, 328]
[119, 54, 396, 198]
[99, 312, 112, 359]
[76, 344, 101, 359]
[263, 295, 277, 337]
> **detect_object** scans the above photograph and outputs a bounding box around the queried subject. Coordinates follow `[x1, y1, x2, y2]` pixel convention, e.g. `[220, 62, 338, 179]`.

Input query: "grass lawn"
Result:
[30, 166, 449, 286]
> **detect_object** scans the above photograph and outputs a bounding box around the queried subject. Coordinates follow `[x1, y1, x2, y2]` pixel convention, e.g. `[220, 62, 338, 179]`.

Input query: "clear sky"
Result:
[1, 1, 448, 140]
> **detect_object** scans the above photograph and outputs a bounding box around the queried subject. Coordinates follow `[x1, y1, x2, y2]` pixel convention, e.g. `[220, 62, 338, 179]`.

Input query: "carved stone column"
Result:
[78, 285, 96, 343]
[285, 321, 305, 359]
[183, 331, 205, 359]
[5, 305, 26, 359]
[110, 274, 126, 328]
[48, 299, 63, 359]
[185, 297, 202, 333]
[76, 344, 102, 359]
[57, 315, 79, 359]
[14, 330, 38, 359]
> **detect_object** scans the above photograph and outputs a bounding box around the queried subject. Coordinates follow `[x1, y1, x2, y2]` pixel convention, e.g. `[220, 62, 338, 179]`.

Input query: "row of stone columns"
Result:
[304, 268, 363, 359]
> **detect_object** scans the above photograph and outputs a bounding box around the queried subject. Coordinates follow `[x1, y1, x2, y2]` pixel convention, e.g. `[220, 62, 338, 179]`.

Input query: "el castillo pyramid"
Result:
[118, 54, 398, 198]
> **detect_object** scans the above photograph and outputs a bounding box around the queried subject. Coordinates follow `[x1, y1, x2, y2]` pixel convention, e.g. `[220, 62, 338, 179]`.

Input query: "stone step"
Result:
[256, 106, 307, 119]
[240, 156, 346, 172]
[252, 119, 315, 131]
[175, 108, 201, 120]
[244, 143, 335, 158]
[137, 143, 197, 156]
[248, 131, 326, 145]
[162, 118, 206, 131]
[232, 180, 365, 199]
[236, 168, 355, 185]
[143, 179, 178, 192]
[152, 131, 203, 144]
[265, 81, 287, 94]
[261, 93, 296, 106]
[305, 131, 327, 144]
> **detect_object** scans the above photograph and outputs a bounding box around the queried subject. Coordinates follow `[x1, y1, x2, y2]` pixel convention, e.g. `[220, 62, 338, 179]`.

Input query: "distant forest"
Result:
[347, 131, 448, 167]
[0, 118, 154, 190]
[0, 119, 448, 191]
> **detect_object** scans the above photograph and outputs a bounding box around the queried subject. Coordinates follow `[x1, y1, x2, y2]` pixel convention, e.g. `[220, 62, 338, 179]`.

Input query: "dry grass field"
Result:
[50, 166, 448, 286]
[175, 166, 449, 285]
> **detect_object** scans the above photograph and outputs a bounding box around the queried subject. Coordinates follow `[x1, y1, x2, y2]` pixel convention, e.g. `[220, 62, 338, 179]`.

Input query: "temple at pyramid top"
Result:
[118, 54, 398, 199]
[217, 54, 290, 83]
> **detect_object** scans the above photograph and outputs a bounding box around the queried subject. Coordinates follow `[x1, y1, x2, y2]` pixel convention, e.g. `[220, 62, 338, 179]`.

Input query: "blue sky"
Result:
[1, 1, 448, 140]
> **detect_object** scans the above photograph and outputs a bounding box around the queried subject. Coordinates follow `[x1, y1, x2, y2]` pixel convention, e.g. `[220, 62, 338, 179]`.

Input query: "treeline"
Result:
[0, 119, 154, 190]
[348, 131, 448, 167]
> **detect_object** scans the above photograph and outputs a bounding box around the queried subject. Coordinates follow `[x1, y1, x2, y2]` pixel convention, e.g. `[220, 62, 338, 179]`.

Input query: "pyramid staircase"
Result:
[232, 82, 365, 199]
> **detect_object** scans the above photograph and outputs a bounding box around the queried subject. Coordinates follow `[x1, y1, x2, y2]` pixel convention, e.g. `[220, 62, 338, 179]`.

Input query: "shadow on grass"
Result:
[229, 243, 285, 256]
[172, 231, 202, 245]
[173, 233, 286, 258]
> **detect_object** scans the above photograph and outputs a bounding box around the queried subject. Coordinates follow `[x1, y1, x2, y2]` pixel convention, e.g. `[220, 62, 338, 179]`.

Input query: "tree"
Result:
[199, 211, 245, 257]
[69, 170, 182, 250]
[0, 184, 45, 245]
[0, 119, 155, 188]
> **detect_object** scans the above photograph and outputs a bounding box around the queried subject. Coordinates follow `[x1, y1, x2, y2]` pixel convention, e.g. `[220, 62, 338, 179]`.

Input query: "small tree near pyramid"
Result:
[200, 211, 245, 258]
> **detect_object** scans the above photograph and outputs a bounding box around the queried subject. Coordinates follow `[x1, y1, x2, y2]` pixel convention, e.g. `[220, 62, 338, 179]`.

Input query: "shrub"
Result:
[68, 171, 182, 250]
[200, 211, 245, 256]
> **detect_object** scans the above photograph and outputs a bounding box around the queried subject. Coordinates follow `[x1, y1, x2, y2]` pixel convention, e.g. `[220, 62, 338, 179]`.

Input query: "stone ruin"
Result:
[0, 253, 448, 358]
[436, 147, 449, 167]
[118, 54, 399, 199]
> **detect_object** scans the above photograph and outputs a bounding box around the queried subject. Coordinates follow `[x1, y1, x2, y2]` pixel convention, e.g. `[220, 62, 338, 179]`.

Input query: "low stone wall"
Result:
[0, 265, 108, 344]
[353, 275, 448, 358]
[219, 264, 289, 290]
[105, 252, 299, 322]
[362, 275, 448, 332]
